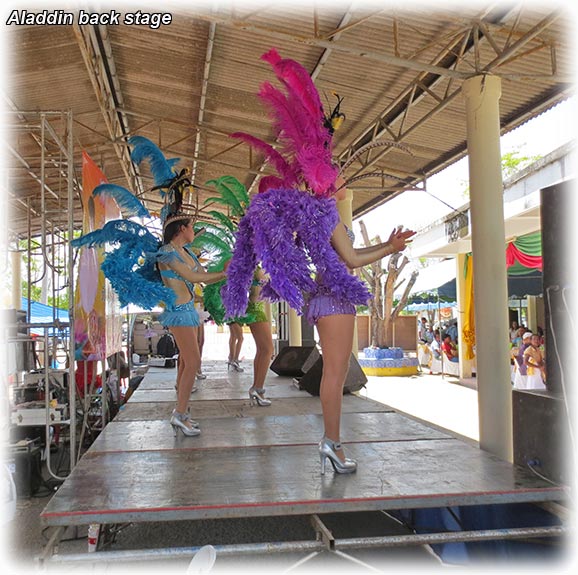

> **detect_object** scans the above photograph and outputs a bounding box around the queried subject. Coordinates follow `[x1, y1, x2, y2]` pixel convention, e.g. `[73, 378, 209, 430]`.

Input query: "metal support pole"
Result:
[310, 514, 335, 550]
[336, 525, 565, 549]
[45, 540, 326, 564]
[43, 525, 565, 565]
[66, 110, 77, 466]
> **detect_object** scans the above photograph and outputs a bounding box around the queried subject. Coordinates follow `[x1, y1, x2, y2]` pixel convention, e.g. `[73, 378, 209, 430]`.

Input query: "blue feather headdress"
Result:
[93, 184, 151, 218]
[71, 137, 199, 311]
[129, 136, 194, 225]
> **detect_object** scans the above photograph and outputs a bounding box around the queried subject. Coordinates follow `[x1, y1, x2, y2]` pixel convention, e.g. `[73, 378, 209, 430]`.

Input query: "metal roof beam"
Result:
[193, 11, 469, 80]
[191, 21, 216, 191]
[73, 24, 142, 194]
[338, 7, 565, 215]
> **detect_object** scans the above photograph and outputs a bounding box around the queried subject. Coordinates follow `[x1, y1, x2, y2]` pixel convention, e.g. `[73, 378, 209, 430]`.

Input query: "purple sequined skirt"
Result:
[305, 293, 356, 325]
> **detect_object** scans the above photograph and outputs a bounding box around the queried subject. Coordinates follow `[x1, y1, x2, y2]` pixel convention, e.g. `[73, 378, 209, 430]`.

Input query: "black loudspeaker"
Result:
[297, 353, 368, 396]
[269, 346, 320, 377]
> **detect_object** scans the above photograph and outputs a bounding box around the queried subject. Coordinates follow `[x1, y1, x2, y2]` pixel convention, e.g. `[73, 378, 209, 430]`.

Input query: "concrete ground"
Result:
[4, 323, 480, 574]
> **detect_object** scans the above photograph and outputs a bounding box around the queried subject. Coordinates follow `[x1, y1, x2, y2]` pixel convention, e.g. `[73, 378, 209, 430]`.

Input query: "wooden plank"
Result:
[88, 412, 452, 454]
[128, 380, 305, 402]
[41, 439, 564, 526]
[115, 395, 391, 422]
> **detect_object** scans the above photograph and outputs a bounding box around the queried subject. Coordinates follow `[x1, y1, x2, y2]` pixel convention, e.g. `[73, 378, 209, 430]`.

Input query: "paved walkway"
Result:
[361, 374, 479, 443]
[200, 323, 480, 444]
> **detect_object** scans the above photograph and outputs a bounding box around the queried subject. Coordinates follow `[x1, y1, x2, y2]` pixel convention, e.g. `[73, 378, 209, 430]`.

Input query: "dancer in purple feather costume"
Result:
[223, 49, 415, 474]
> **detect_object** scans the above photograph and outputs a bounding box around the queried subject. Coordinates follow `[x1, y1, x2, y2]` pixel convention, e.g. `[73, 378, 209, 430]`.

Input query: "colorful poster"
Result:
[73, 151, 122, 362]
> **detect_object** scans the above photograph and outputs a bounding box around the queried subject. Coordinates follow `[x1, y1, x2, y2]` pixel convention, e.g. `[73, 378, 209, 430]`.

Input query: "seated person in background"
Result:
[108, 351, 145, 403]
[523, 334, 546, 389]
[446, 320, 458, 343]
[513, 331, 533, 389]
[418, 317, 428, 343]
[430, 330, 442, 359]
[107, 351, 130, 380]
[442, 333, 459, 362]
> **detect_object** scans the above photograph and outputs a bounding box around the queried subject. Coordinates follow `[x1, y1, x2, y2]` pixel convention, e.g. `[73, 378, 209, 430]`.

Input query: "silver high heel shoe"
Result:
[170, 410, 201, 437]
[228, 360, 244, 373]
[174, 385, 198, 393]
[319, 437, 357, 475]
[248, 387, 272, 407]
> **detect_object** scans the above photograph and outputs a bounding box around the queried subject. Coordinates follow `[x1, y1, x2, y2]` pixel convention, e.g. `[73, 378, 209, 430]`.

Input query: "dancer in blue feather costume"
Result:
[71, 136, 229, 437]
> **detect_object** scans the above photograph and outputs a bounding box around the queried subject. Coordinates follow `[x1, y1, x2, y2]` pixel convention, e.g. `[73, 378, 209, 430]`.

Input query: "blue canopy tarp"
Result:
[20, 297, 70, 336]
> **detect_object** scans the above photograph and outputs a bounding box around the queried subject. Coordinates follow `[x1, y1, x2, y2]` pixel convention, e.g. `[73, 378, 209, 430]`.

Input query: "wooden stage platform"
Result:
[40, 362, 567, 564]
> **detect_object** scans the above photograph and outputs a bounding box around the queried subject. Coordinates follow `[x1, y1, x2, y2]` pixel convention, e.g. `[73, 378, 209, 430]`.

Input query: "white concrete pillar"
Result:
[456, 253, 473, 379]
[337, 188, 359, 357]
[462, 75, 513, 462]
[11, 250, 21, 309]
[526, 296, 537, 332]
[288, 308, 302, 346]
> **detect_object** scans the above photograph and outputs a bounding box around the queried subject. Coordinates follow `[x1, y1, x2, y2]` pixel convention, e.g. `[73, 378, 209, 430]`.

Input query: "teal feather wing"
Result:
[93, 184, 150, 218]
[128, 136, 178, 188]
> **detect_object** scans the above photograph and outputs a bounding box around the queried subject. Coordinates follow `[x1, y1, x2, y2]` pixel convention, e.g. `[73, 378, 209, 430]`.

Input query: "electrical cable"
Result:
[545, 285, 575, 456]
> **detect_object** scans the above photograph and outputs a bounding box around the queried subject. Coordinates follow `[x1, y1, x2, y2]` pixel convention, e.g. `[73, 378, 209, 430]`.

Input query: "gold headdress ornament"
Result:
[323, 92, 346, 134]
[160, 167, 197, 231]
[162, 211, 194, 231]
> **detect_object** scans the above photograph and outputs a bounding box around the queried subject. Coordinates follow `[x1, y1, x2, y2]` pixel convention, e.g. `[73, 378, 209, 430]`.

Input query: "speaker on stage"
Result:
[297, 353, 367, 396]
[269, 345, 320, 377]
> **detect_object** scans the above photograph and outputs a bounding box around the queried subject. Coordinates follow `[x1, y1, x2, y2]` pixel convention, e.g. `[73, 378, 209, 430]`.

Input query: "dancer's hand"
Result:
[387, 227, 416, 253]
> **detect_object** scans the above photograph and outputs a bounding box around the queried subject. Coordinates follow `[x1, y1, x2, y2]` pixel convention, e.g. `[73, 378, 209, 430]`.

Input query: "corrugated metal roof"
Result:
[3, 4, 573, 239]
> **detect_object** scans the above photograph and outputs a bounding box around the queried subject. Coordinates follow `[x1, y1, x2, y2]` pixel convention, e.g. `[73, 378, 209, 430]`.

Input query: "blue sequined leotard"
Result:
[156, 245, 202, 327]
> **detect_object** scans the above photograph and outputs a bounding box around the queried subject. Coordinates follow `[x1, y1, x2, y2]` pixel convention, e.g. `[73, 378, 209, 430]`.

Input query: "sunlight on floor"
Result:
[360, 373, 480, 442]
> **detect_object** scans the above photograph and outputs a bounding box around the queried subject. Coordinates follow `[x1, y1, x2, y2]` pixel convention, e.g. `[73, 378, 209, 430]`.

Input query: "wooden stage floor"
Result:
[41, 363, 564, 529]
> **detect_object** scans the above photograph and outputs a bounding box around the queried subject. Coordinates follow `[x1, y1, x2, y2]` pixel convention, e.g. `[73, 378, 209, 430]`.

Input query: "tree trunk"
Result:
[381, 253, 402, 346]
[357, 220, 419, 348]
[358, 220, 384, 347]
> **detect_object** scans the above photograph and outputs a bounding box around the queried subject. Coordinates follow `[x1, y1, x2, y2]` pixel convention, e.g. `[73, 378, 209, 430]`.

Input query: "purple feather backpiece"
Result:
[222, 50, 371, 321]
[222, 188, 371, 318]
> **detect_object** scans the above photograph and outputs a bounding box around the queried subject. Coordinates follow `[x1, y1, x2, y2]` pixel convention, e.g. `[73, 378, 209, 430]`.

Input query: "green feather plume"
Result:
[205, 176, 249, 217]
[207, 210, 236, 232]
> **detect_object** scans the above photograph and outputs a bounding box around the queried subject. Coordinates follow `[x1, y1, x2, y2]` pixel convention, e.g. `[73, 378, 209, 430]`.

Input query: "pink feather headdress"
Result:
[232, 49, 339, 197]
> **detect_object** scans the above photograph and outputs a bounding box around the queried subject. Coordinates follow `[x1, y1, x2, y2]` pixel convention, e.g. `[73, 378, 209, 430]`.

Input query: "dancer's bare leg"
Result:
[316, 314, 355, 462]
[197, 323, 205, 375]
[248, 321, 274, 390]
[197, 323, 205, 357]
[175, 350, 185, 393]
[170, 326, 200, 414]
[228, 322, 244, 362]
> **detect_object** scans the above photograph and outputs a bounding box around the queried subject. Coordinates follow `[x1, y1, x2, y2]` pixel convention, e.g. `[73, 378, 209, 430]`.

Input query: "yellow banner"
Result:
[462, 254, 476, 360]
